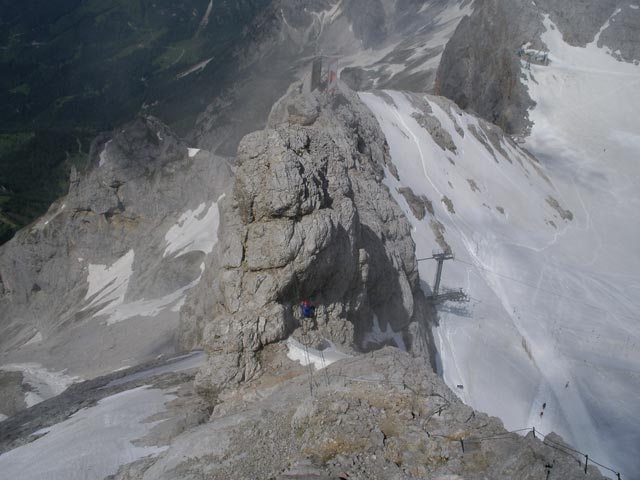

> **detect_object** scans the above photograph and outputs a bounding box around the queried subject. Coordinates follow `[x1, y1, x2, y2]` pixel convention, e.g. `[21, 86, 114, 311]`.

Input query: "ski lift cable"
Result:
[455, 258, 638, 322]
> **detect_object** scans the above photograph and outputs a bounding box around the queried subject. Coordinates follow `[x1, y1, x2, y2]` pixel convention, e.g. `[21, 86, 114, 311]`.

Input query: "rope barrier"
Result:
[319, 347, 330, 387]
[315, 365, 623, 478]
[454, 258, 638, 322]
[470, 426, 623, 478]
[300, 327, 315, 397]
[289, 286, 623, 477]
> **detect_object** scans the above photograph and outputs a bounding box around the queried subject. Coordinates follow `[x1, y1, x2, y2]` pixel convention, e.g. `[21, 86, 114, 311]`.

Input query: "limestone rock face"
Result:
[190, 84, 433, 398]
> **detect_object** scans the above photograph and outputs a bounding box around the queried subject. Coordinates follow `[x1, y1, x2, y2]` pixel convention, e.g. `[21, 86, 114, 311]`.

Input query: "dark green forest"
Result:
[0, 0, 269, 242]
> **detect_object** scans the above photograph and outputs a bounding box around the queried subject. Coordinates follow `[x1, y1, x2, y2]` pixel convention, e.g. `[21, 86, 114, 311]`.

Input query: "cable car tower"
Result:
[418, 249, 467, 303]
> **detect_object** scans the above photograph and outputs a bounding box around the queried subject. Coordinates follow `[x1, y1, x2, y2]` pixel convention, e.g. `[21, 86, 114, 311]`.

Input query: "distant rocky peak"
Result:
[95, 116, 187, 176]
[436, 0, 640, 134]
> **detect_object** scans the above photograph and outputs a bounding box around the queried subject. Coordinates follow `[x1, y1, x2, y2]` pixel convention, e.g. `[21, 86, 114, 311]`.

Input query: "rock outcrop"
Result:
[109, 348, 605, 480]
[185, 83, 434, 400]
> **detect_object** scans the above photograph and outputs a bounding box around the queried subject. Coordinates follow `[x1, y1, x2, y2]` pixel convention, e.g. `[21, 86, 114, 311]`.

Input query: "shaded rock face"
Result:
[435, 0, 540, 134]
[0, 116, 231, 393]
[436, 0, 639, 134]
[597, 2, 640, 62]
[0, 371, 27, 418]
[188, 84, 432, 398]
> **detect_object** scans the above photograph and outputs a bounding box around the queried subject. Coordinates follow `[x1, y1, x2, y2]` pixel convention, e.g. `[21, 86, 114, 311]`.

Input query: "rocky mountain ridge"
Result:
[110, 348, 605, 480]
[0, 116, 231, 399]
[143, 83, 602, 479]
[0, 78, 609, 478]
[1, 0, 638, 477]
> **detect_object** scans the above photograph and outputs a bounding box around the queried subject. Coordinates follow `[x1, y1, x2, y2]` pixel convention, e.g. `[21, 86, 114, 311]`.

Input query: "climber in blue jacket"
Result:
[301, 300, 312, 319]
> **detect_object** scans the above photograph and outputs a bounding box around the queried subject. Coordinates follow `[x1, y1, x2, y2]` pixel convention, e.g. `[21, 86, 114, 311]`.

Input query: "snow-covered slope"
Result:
[520, 15, 640, 478]
[0, 386, 174, 480]
[0, 351, 206, 480]
[361, 84, 640, 477]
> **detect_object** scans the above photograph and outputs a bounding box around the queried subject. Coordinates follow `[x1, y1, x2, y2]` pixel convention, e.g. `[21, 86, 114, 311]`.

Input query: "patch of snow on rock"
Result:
[105, 351, 205, 388]
[23, 331, 43, 347]
[163, 196, 223, 258]
[105, 264, 204, 325]
[286, 337, 351, 371]
[99, 140, 112, 167]
[362, 314, 407, 351]
[83, 250, 135, 317]
[176, 57, 214, 79]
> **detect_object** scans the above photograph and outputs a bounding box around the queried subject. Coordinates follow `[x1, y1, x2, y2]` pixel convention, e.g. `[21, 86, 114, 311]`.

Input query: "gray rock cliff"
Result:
[184, 83, 435, 400]
[0, 116, 232, 409]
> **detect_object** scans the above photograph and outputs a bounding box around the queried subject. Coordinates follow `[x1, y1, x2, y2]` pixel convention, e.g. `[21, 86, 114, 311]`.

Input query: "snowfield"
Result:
[522, 15, 640, 478]
[0, 386, 174, 480]
[360, 29, 640, 476]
